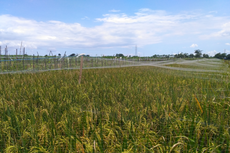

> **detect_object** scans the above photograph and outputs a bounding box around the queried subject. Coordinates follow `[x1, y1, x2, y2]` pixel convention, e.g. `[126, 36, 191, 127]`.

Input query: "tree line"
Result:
[174, 49, 209, 58]
[174, 49, 230, 60]
[214, 53, 230, 60]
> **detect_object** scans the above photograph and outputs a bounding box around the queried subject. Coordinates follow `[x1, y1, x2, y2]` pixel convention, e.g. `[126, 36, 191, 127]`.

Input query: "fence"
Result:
[0, 55, 145, 74]
[0, 45, 176, 74]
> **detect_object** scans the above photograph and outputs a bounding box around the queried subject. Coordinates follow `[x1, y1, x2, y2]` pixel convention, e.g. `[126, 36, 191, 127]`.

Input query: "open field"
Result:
[164, 59, 228, 71]
[1, 59, 230, 152]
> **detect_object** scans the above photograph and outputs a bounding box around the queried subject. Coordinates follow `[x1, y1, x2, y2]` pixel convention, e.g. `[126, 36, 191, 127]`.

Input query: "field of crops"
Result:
[0, 56, 136, 74]
[1, 59, 230, 152]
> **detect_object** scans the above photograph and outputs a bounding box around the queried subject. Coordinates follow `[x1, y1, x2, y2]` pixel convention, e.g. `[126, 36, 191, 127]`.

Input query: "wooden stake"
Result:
[78, 56, 83, 84]
[0, 46, 1, 64]
[33, 54, 34, 71]
[94, 140, 96, 152]
[16, 49, 17, 59]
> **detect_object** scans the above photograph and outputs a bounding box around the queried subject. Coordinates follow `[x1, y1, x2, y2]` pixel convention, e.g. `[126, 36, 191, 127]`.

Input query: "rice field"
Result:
[0, 59, 230, 152]
[165, 59, 228, 71]
[0, 56, 136, 74]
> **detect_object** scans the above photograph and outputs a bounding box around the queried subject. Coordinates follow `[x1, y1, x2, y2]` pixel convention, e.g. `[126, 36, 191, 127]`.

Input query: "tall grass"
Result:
[0, 65, 230, 152]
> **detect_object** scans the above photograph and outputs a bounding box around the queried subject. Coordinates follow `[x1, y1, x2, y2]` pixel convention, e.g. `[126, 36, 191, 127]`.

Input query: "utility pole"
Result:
[49, 50, 53, 56]
[20, 41, 22, 56]
[5, 46, 8, 57]
[23, 47, 25, 57]
[135, 45, 137, 56]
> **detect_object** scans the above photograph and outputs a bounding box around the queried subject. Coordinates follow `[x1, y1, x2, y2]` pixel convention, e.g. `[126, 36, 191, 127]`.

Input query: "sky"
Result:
[0, 0, 230, 56]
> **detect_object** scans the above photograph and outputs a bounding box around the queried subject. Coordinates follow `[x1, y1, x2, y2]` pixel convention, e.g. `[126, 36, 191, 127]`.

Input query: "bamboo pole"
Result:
[54, 56, 56, 69]
[33, 54, 34, 71]
[5, 46, 7, 71]
[70, 57, 72, 68]
[37, 55, 39, 71]
[56, 57, 58, 69]
[22, 47, 25, 70]
[0, 46, 1, 72]
[9, 53, 11, 70]
[45, 57, 46, 69]
[78, 56, 83, 84]
[0, 46, 1, 66]
[75, 56, 77, 67]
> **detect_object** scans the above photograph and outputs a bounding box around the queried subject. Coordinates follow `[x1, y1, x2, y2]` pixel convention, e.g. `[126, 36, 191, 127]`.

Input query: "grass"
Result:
[166, 63, 206, 69]
[0, 60, 230, 152]
[165, 60, 228, 71]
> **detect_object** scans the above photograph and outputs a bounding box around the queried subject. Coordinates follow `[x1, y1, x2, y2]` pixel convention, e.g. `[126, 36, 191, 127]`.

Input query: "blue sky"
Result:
[0, 0, 230, 56]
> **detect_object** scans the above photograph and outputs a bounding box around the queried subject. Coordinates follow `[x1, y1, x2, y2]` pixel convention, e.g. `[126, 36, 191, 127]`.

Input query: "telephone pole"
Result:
[135, 45, 137, 56]
[20, 41, 22, 55]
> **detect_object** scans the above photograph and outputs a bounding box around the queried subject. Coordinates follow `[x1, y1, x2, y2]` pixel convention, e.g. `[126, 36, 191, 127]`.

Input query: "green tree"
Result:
[189, 54, 194, 58]
[203, 54, 209, 58]
[226, 54, 230, 60]
[194, 49, 202, 58]
[214, 53, 226, 59]
[174, 53, 185, 58]
[69, 53, 76, 57]
[116, 53, 124, 57]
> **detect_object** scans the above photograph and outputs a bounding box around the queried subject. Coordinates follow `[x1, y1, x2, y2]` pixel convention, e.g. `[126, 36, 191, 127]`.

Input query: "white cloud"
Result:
[219, 22, 230, 37]
[206, 50, 217, 57]
[81, 16, 90, 20]
[226, 43, 230, 45]
[190, 44, 198, 48]
[205, 50, 230, 57]
[109, 9, 120, 13]
[200, 21, 230, 39]
[0, 9, 230, 55]
[208, 11, 218, 14]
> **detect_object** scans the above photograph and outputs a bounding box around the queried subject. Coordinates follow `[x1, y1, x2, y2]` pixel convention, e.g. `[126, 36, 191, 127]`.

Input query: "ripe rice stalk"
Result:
[194, 95, 203, 114]
[169, 142, 184, 153]
[1, 60, 230, 152]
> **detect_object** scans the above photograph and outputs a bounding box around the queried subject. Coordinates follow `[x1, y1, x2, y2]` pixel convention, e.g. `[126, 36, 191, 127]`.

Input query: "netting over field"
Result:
[0, 55, 229, 74]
